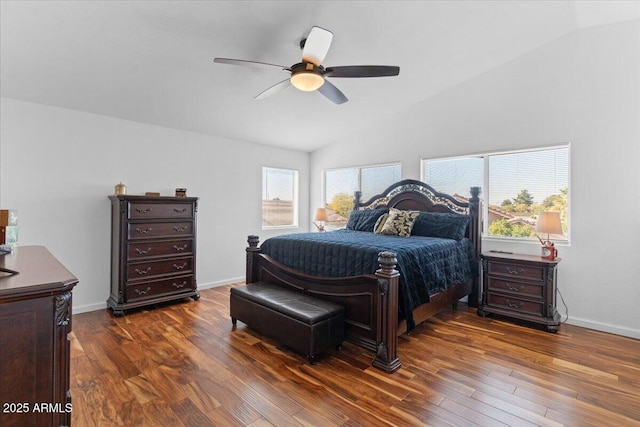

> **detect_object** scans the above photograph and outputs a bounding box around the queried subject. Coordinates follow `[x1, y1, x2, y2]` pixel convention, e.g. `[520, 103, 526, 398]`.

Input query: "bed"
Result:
[245, 179, 481, 372]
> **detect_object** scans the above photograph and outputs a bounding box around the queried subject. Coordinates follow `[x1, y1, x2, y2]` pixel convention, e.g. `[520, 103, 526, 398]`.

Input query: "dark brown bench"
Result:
[230, 282, 345, 364]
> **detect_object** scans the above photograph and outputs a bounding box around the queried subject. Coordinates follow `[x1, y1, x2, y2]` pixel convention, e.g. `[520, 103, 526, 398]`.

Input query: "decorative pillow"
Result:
[379, 208, 420, 237]
[346, 208, 389, 232]
[373, 213, 389, 234]
[411, 211, 470, 240]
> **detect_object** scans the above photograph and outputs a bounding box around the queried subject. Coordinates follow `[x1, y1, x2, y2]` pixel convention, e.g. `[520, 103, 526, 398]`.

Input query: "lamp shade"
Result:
[291, 72, 324, 91]
[314, 208, 328, 222]
[535, 212, 563, 235]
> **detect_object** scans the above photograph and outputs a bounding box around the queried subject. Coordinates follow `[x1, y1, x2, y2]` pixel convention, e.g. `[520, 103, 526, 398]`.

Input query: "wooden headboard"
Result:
[353, 179, 482, 260]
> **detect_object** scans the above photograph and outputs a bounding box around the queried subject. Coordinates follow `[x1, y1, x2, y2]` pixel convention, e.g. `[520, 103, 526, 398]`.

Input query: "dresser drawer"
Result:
[127, 239, 193, 260]
[486, 278, 543, 299]
[127, 257, 193, 281]
[128, 202, 194, 219]
[126, 275, 195, 302]
[487, 294, 544, 317]
[127, 222, 193, 240]
[487, 261, 544, 282]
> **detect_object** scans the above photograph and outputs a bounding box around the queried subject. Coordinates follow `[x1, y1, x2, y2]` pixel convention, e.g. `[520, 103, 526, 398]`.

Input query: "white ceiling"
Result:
[2, 1, 638, 152]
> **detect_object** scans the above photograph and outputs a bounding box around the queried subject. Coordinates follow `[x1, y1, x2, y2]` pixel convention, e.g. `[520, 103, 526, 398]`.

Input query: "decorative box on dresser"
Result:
[0, 246, 78, 427]
[478, 252, 561, 332]
[107, 195, 199, 316]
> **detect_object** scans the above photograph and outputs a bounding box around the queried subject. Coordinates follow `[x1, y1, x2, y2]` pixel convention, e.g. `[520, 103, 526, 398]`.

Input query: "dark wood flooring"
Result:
[70, 284, 640, 426]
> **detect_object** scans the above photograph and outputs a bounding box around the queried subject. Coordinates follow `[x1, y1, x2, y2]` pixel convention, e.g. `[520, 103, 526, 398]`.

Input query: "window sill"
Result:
[262, 225, 299, 231]
[482, 235, 570, 247]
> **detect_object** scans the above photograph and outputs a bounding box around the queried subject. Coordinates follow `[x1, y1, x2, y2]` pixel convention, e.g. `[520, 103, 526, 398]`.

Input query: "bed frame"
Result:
[245, 179, 481, 372]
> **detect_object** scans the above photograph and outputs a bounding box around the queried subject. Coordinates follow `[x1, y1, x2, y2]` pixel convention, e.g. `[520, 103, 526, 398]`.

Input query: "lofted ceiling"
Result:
[1, 1, 638, 152]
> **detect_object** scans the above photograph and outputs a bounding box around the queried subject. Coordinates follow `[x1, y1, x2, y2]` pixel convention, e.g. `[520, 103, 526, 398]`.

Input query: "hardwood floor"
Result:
[70, 284, 640, 426]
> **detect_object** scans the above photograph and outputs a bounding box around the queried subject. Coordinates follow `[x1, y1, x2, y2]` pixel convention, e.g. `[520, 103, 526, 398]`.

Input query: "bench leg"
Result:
[231, 317, 237, 326]
[307, 355, 316, 365]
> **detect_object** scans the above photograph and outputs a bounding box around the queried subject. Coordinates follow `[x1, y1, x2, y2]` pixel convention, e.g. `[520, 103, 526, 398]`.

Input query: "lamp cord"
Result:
[556, 287, 569, 323]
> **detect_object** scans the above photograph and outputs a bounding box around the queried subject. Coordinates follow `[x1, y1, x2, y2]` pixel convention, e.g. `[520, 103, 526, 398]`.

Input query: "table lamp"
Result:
[535, 212, 562, 260]
[313, 208, 328, 232]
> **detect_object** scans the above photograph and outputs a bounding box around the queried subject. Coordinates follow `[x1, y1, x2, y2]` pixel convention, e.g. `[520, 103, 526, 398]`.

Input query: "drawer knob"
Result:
[506, 299, 523, 309]
[135, 207, 152, 214]
[134, 267, 152, 275]
[135, 227, 153, 234]
[174, 208, 187, 213]
[173, 244, 188, 251]
[172, 281, 187, 289]
[174, 226, 188, 232]
[505, 266, 525, 275]
[134, 287, 152, 295]
[507, 283, 523, 292]
[173, 262, 187, 270]
[135, 247, 152, 255]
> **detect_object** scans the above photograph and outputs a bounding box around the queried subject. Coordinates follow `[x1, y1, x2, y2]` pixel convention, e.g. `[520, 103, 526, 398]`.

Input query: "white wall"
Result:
[0, 98, 310, 312]
[311, 20, 640, 338]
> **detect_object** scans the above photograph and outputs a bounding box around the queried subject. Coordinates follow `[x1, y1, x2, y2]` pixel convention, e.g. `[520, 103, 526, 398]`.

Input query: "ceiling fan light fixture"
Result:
[290, 62, 325, 91]
[290, 71, 324, 91]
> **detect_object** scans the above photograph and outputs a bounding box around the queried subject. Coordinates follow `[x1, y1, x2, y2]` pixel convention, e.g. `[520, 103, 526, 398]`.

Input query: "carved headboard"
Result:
[353, 179, 482, 258]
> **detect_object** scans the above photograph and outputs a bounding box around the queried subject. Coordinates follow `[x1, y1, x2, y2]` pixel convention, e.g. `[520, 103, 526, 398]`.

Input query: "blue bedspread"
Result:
[260, 230, 477, 330]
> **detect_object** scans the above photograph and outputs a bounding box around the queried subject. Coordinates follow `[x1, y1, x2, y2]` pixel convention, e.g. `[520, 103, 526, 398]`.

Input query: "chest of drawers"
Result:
[478, 252, 560, 332]
[107, 195, 199, 316]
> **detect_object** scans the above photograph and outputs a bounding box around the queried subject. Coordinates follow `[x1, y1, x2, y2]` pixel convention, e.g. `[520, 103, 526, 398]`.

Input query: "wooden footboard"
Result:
[246, 236, 401, 372]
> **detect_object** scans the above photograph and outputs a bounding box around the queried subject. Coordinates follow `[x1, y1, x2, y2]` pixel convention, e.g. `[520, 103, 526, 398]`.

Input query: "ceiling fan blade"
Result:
[214, 57, 288, 70]
[302, 26, 333, 66]
[317, 80, 348, 105]
[255, 79, 291, 100]
[325, 65, 400, 78]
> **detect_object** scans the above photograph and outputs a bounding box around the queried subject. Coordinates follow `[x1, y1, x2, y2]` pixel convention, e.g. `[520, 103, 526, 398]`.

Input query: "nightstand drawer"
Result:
[128, 202, 194, 219]
[487, 294, 544, 316]
[487, 261, 544, 282]
[126, 275, 195, 302]
[487, 278, 543, 299]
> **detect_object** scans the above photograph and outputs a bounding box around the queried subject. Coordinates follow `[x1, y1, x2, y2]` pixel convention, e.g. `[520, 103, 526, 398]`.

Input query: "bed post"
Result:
[246, 235, 261, 284]
[353, 190, 362, 210]
[373, 251, 402, 373]
[468, 187, 481, 307]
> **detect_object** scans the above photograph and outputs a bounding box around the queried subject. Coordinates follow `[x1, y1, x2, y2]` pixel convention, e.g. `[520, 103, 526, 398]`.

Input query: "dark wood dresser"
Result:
[107, 195, 199, 316]
[0, 246, 78, 427]
[478, 252, 561, 332]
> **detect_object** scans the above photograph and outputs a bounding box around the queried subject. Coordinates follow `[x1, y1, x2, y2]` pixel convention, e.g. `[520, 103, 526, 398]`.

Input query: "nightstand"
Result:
[478, 252, 561, 332]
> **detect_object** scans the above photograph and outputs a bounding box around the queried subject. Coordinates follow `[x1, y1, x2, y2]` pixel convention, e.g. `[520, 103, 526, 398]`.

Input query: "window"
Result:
[422, 146, 569, 242]
[423, 157, 483, 202]
[323, 163, 401, 228]
[262, 167, 298, 228]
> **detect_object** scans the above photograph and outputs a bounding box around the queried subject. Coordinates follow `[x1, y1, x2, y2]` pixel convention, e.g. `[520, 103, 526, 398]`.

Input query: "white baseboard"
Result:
[197, 276, 244, 290]
[73, 301, 107, 314]
[565, 316, 640, 340]
[71, 276, 245, 315]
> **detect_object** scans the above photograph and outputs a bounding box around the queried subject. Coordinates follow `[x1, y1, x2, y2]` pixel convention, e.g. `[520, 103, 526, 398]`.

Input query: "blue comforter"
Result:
[260, 230, 477, 330]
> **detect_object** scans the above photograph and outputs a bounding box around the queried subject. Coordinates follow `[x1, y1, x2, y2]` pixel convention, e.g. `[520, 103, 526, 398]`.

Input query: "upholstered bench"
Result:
[230, 282, 345, 364]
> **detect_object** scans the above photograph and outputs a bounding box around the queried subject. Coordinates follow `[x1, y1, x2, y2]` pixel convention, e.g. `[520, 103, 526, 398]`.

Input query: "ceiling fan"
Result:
[214, 26, 400, 104]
